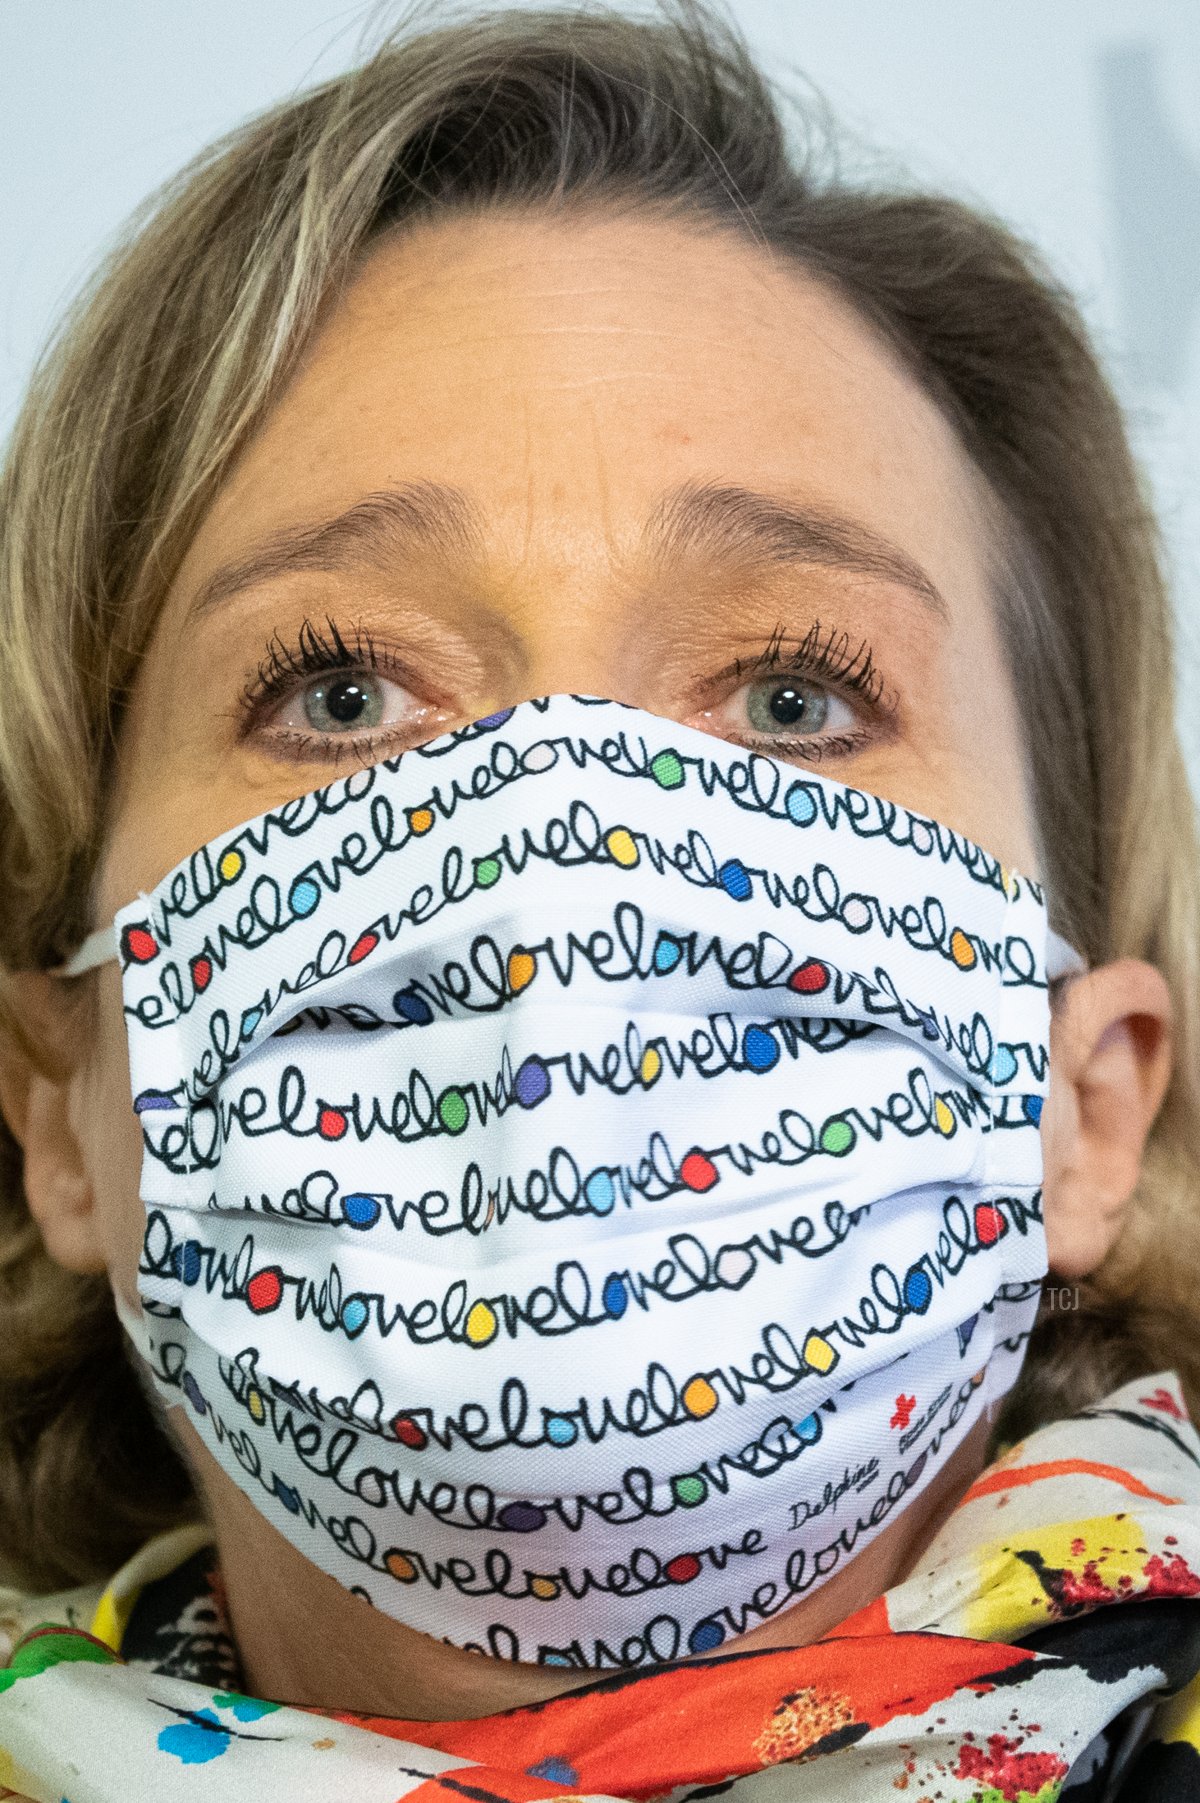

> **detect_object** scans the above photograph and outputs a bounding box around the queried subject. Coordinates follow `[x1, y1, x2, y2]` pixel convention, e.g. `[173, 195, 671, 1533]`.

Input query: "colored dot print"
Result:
[348, 930, 379, 965]
[949, 927, 977, 969]
[789, 958, 830, 994]
[654, 934, 683, 973]
[718, 858, 752, 901]
[247, 1388, 266, 1423]
[682, 1377, 719, 1418]
[785, 783, 818, 826]
[673, 1474, 707, 1507]
[394, 987, 434, 1025]
[341, 1192, 382, 1229]
[393, 1414, 428, 1449]
[742, 1025, 779, 1072]
[182, 1371, 207, 1416]
[508, 948, 536, 992]
[190, 954, 213, 993]
[342, 1297, 369, 1336]
[319, 1106, 348, 1139]
[934, 1097, 957, 1137]
[513, 1056, 552, 1109]
[240, 1007, 262, 1040]
[465, 1300, 498, 1345]
[803, 1332, 838, 1374]
[904, 1266, 934, 1313]
[218, 848, 244, 883]
[546, 1414, 578, 1446]
[918, 1009, 941, 1042]
[438, 1088, 469, 1133]
[172, 1239, 203, 1286]
[602, 1274, 628, 1318]
[651, 749, 685, 789]
[990, 1045, 1018, 1084]
[386, 1550, 418, 1582]
[408, 807, 435, 835]
[134, 1088, 176, 1113]
[606, 827, 640, 868]
[794, 1412, 822, 1444]
[246, 1267, 283, 1313]
[819, 1117, 855, 1156]
[530, 1576, 560, 1600]
[665, 1553, 701, 1584]
[679, 1150, 719, 1192]
[640, 1047, 662, 1086]
[289, 877, 320, 917]
[121, 924, 159, 965]
[476, 709, 515, 730]
[157, 1710, 230, 1765]
[273, 1477, 301, 1514]
[974, 1202, 1007, 1247]
[841, 897, 872, 932]
[1024, 1094, 1044, 1126]
[498, 1501, 547, 1533]
[689, 1620, 725, 1654]
[585, 1170, 616, 1214]
[475, 856, 502, 888]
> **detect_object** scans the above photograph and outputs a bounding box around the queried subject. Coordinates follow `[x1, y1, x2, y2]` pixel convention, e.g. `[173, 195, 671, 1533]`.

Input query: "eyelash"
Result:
[238, 613, 892, 765]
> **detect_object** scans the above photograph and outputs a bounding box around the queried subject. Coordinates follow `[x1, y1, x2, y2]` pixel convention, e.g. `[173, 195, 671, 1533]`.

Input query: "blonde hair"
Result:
[1, 0, 1196, 1589]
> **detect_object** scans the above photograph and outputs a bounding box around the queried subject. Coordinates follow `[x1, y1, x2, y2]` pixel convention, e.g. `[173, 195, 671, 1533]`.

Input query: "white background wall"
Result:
[2, 2, 1198, 777]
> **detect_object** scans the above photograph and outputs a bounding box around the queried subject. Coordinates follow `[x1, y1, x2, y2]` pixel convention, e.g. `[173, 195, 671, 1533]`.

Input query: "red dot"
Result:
[348, 931, 379, 965]
[246, 1267, 283, 1313]
[679, 1151, 719, 1193]
[789, 959, 830, 994]
[392, 1414, 428, 1450]
[123, 926, 158, 964]
[974, 1203, 1006, 1246]
[319, 1107, 348, 1140]
[665, 1553, 701, 1584]
[191, 955, 212, 992]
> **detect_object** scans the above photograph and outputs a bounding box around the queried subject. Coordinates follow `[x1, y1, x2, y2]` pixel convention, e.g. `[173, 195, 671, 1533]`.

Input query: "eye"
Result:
[704, 675, 858, 746]
[268, 670, 427, 739]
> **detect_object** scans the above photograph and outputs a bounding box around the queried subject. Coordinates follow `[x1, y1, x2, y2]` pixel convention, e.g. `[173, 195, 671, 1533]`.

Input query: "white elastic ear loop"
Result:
[1046, 926, 1087, 984]
[55, 923, 119, 977]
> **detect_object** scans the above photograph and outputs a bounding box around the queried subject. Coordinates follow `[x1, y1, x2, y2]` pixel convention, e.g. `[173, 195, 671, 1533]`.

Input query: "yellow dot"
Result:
[934, 1097, 957, 1137]
[606, 827, 639, 868]
[803, 1333, 838, 1375]
[682, 1377, 719, 1418]
[409, 807, 434, 835]
[508, 950, 536, 993]
[640, 1047, 662, 1086]
[530, 1575, 559, 1600]
[465, 1300, 498, 1346]
[949, 928, 977, 969]
[219, 848, 244, 883]
[386, 1550, 417, 1582]
[247, 1388, 265, 1422]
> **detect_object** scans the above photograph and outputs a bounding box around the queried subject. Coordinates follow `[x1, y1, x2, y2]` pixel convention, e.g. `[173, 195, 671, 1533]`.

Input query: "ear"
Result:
[0, 970, 107, 1275]
[1041, 957, 1173, 1280]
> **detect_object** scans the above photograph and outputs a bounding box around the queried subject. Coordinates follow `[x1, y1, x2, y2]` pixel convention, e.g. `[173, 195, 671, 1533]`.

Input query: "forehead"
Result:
[177, 205, 989, 606]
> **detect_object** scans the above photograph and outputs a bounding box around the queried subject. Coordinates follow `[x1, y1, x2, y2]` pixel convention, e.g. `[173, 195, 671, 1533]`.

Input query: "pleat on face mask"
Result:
[65, 694, 1079, 1670]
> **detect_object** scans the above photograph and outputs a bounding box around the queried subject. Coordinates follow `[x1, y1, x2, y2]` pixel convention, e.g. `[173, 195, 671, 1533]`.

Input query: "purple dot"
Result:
[181, 1371, 207, 1416]
[475, 709, 515, 731]
[514, 1056, 552, 1108]
[134, 1089, 177, 1113]
[498, 1501, 547, 1533]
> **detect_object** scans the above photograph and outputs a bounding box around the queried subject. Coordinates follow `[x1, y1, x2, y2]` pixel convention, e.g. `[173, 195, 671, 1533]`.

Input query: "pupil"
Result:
[768, 684, 807, 726]
[324, 677, 368, 724]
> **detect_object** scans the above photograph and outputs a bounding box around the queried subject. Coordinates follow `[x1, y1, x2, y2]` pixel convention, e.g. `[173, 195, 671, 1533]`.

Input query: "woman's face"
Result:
[86, 204, 1034, 1304]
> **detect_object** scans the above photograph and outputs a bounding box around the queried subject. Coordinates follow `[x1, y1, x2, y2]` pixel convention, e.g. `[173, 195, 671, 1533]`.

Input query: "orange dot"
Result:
[386, 1550, 417, 1582]
[949, 928, 977, 969]
[409, 807, 434, 835]
[682, 1377, 719, 1418]
[530, 1575, 559, 1600]
[508, 950, 536, 992]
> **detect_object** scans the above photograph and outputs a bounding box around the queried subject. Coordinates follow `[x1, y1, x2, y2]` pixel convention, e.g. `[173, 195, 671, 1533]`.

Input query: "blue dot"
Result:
[514, 1056, 552, 1108]
[342, 1298, 369, 1335]
[990, 1045, 1019, 1084]
[182, 1370, 207, 1415]
[904, 1266, 934, 1313]
[794, 1412, 822, 1444]
[134, 1089, 176, 1114]
[341, 1192, 382, 1230]
[546, 1415, 578, 1446]
[475, 709, 515, 730]
[718, 859, 752, 901]
[542, 1651, 574, 1668]
[918, 1010, 941, 1042]
[289, 877, 320, 917]
[528, 1758, 579, 1786]
[585, 1170, 616, 1214]
[1023, 1094, 1044, 1126]
[785, 783, 818, 826]
[173, 1239, 203, 1285]
[393, 988, 434, 1025]
[742, 1025, 780, 1072]
[602, 1274, 628, 1319]
[688, 1620, 725, 1654]
[240, 1007, 262, 1039]
[654, 934, 683, 973]
[273, 1477, 301, 1514]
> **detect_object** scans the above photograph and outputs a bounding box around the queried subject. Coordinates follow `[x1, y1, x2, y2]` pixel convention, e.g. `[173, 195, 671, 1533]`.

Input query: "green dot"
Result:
[820, 1117, 856, 1156]
[673, 1473, 707, 1507]
[438, 1088, 469, 1133]
[651, 750, 685, 790]
[474, 857, 501, 888]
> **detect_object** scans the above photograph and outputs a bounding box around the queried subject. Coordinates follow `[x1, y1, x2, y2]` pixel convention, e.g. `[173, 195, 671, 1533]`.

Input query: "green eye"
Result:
[302, 674, 385, 733]
[745, 680, 830, 734]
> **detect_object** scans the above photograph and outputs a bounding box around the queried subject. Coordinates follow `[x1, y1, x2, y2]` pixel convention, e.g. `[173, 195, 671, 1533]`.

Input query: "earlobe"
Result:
[1041, 958, 1173, 1281]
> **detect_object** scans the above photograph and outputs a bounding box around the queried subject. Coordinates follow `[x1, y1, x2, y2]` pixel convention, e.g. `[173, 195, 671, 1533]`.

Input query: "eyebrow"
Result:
[186, 477, 949, 620]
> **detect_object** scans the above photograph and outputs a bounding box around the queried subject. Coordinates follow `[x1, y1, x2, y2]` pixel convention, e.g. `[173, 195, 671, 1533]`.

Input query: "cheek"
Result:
[76, 965, 147, 1311]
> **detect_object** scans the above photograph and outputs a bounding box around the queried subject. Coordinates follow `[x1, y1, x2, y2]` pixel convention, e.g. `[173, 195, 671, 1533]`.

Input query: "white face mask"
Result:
[65, 695, 1081, 1671]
